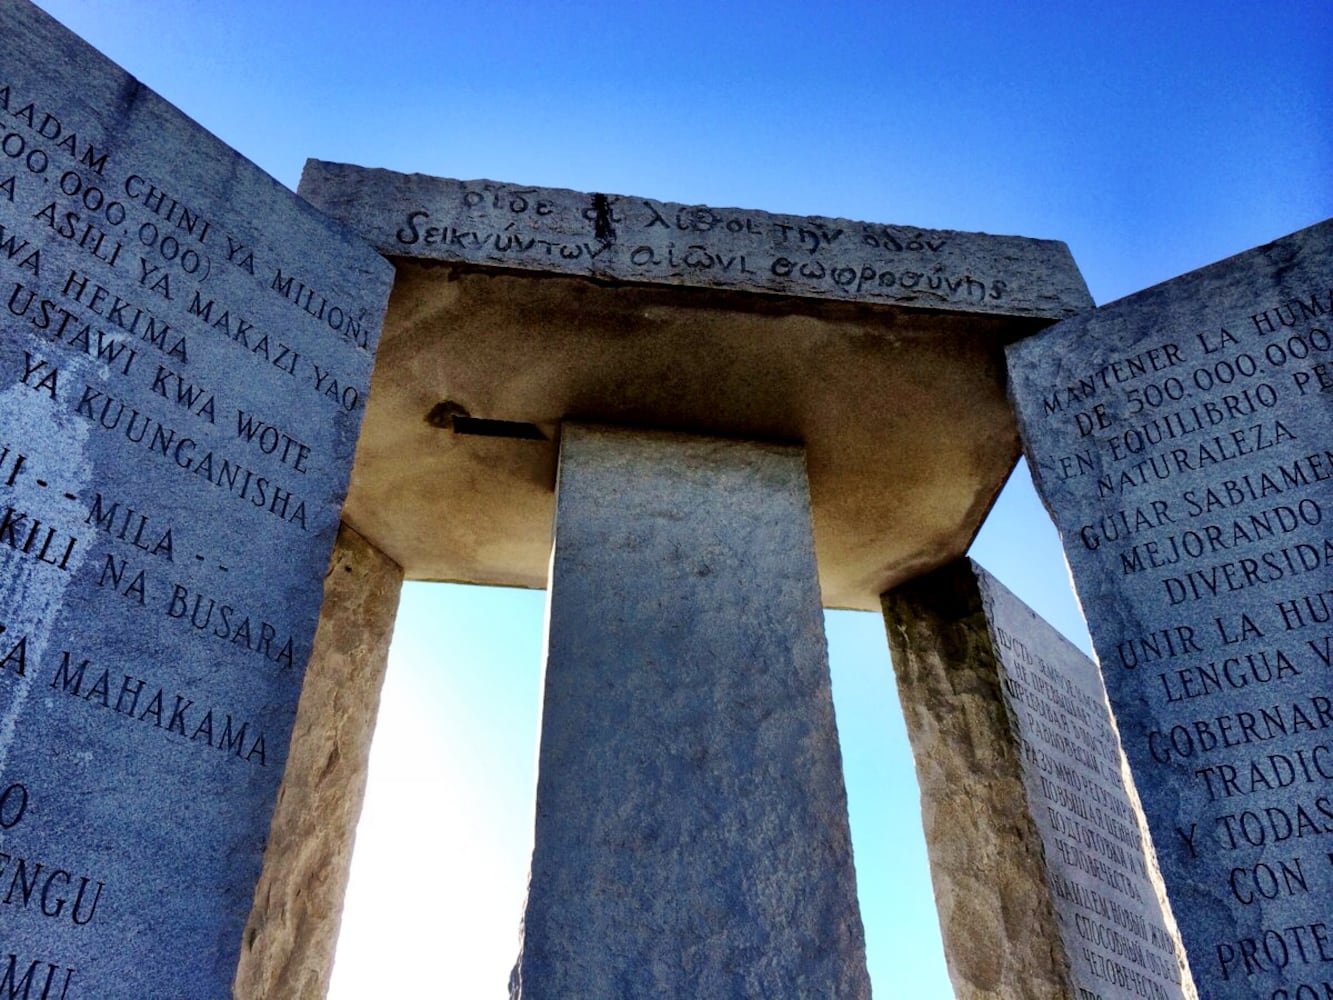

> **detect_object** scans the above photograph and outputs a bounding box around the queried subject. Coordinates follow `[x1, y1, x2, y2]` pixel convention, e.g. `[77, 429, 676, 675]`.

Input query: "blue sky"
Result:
[31, 1, 1331, 995]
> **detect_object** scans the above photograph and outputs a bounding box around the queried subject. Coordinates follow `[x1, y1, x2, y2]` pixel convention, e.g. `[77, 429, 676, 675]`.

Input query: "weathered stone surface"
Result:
[885, 561, 1069, 1000]
[512, 424, 869, 998]
[300, 163, 1093, 610]
[884, 560, 1192, 999]
[1007, 220, 1333, 997]
[233, 523, 402, 1000]
[0, 2, 392, 996]
[302, 161, 1090, 317]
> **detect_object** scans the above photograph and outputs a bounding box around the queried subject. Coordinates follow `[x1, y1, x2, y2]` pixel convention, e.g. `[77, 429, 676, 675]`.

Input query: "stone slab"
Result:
[885, 559, 1192, 999]
[1007, 219, 1333, 998]
[512, 424, 869, 998]
[300, 162, 1094, 609]
[301, 161, 1089, 317]
[0, 2, 392, 996]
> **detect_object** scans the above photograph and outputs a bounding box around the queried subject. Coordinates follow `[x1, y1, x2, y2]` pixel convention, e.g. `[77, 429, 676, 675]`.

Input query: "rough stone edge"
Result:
[232, 522, 404, 999]
[882, 559, 1072, 1000]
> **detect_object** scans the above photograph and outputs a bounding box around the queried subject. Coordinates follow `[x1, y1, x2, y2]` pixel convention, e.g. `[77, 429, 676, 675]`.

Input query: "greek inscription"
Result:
[462, 183, 554, 216]
[383, 191, 1041, 310]
[859, 227, 948, 253]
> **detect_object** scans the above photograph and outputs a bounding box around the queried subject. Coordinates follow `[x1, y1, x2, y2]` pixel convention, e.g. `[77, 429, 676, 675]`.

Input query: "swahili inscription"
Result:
[0, 2, 391, 997]
[978, 565, 1191, 1000]
[1008, 219, 1333, 1000]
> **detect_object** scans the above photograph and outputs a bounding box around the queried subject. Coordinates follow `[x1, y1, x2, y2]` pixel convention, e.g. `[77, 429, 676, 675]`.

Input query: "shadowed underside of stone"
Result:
[300, 162, 1093, 608]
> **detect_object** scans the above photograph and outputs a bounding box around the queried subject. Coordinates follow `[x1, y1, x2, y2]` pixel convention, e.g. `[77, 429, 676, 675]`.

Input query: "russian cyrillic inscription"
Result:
[0, 2, 392, 996]
[884, 560, 1191, 999]
[978, 567, 1192, 999]
[1008, 220, 1333, 999]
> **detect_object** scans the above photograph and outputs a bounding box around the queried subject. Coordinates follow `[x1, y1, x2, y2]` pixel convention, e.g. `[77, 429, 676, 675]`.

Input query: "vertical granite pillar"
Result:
[884, 561, 1073, 999]
[883, 559, 1192, 1000]
[233, 523, 403, 1000]
[511, 424, 870, 999]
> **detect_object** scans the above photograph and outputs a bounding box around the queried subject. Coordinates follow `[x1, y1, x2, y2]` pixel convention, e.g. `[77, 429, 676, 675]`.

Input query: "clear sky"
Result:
[30, 1, 1331, 996]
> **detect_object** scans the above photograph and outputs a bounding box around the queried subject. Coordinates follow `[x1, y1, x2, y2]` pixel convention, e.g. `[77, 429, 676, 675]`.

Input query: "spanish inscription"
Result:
[978, 566, 1191, 999]
[298, 160, 1091, 320]
[0, 2, 391, 996]
[1008, 220, 1333, 1000]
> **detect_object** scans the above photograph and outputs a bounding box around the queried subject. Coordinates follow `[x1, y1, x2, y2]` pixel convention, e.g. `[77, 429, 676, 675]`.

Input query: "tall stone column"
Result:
[883, 559, 1192, 1000]
[511, 424, 870, 999]
[233, 523, 404, 1000]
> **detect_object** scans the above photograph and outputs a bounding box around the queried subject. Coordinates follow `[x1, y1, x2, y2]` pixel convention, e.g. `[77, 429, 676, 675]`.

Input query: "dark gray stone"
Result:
[512, 424, 869, 999]
[1007, 220, 1333, 998]
[0, 2, 392, 996]
[301, 159, 1089, 319]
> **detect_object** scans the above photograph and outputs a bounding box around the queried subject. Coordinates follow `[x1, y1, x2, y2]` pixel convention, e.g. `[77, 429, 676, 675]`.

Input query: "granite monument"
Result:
[885, 559, 1193, 999]
[0, 1, 392, 995]
[1008, 220, 1333, 998]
